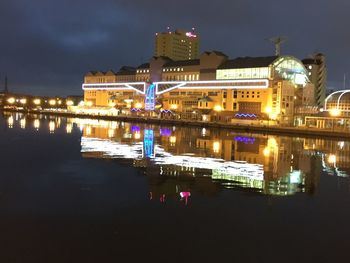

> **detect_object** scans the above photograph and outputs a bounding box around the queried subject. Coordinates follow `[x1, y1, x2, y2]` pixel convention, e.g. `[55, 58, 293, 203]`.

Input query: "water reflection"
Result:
[72, 118, 350, 200]
[3, 112, 350, 202]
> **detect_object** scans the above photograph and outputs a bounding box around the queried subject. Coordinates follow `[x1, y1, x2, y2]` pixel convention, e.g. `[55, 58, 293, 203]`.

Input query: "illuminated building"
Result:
[302, 53, 327, 107]
[305, 90, 350, 131]
[325, 89, 350, 117]
[84, 67, 145, 111]
[82, 53, 315, 125]
[155, 28, 199, 60]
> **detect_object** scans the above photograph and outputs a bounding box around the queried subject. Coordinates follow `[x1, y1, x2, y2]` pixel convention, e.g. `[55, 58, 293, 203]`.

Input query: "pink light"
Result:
[186, 32, 197, 38]
[160, 194, 166, 203]
[180, 192, 191, 205]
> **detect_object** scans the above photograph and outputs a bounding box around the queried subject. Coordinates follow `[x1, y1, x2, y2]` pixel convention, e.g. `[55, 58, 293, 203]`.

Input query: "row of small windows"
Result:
[165, 74, 199, 81]
[137, 69, 150, 74]
[169, 99, 179, 104]
[240, 95, 260, 99]
[163, 68, 184, 72]
[169, 91, 203, 96]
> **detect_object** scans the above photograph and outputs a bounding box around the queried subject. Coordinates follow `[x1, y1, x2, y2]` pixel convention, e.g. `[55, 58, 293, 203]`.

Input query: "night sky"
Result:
[0, 0, 349, 96]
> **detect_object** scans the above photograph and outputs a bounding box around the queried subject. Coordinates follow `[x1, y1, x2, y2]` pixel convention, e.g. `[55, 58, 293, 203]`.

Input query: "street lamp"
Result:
[330, 108, 341, 117]
[49, 99, 56, 106]
[7, 97, 15, 104]
[213, 105, 222, 112]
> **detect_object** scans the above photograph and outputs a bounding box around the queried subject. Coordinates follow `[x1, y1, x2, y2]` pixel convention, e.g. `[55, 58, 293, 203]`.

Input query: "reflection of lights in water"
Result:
[85, 126, 92, 136]
[108, 129, 115, 138]
[213, 141, 220, 153]
[8, 116, 14, 128]
[263, 137, 277, 157]
[66, 123, 73, 134]
[180, 192, 191, 205]
[20, 119, 26, 129]
[322, 154, 348, 178]
[268, 137, 277, 147]
[56, 118, 61, 128]
[81, 137, 143, 159]
[134, 131, 141, 140]
[7, 97, 15, 104]
[338, 141, 345, 150]
[34, 119, 40, 130]
[263, 147, 270, 157]
[328, 154, 337, 166]
[110, 121, 118, 129]
[169, 136, 176, 145]
[289, 170, 302, 184]
[80, 137, 264, 180]
[160, 128, 171, 136]
[49, 121, 55, 133]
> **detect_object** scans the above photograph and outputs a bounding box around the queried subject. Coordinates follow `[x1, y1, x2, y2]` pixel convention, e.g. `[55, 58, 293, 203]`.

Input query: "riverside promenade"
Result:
[2, 108, 350, 140]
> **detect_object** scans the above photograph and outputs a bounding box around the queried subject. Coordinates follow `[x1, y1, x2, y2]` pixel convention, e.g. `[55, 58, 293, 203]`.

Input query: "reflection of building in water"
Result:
[143, 129, 154, 158]
[76, 119, 349, 197]
[303, 138, 350, 177]
[3, 113, 349, 198]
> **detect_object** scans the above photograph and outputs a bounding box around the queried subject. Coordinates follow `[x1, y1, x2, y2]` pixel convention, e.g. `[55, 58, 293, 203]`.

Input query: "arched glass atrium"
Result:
[325, 90, 350, 116]
[272, 56, 310, 86]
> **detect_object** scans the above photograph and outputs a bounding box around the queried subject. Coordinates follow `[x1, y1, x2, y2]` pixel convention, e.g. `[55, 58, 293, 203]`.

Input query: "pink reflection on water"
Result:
[180, 192, 191, 205]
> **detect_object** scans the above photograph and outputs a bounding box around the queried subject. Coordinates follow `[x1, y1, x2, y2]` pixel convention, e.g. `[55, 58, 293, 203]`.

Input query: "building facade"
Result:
[302, 53, 327, 107]
[155, 29, 200, 61]
[82, 53, 315, 125]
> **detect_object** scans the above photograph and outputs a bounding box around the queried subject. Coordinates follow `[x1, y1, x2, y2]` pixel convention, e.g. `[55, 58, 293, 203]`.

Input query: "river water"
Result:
[0, 112, 349, 262]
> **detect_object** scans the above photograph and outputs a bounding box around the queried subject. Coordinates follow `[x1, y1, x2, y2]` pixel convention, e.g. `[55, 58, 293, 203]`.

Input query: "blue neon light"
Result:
[234, 136, 256, 144]
[144, 129, 154, 158]
[131, 125, 140, 133]
[235, 113, 257, 118]
[160, 128, 172, 136]
[145, 84, 156, 111]
[161, 109, 173, 114]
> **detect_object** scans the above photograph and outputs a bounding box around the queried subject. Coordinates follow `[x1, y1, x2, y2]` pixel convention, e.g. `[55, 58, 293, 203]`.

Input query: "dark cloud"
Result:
[0, 0, 349, 95]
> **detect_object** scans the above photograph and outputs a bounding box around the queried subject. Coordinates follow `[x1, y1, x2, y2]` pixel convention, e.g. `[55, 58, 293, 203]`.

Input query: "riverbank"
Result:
[2, 108, 350, 140]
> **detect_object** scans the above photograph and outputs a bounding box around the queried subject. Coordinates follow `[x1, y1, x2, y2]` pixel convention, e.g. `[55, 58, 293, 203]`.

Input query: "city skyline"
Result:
[1, 0, 350, 96]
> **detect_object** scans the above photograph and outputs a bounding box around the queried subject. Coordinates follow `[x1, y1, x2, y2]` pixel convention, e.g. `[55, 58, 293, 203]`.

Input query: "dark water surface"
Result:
[0, 112, 350, 263]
